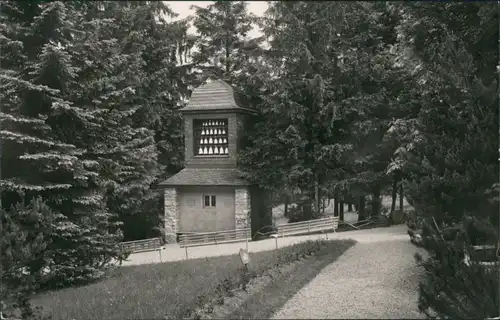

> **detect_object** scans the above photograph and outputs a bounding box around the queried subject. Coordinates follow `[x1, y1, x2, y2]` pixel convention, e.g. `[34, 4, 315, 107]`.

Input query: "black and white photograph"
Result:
[0, 1, 498, 319]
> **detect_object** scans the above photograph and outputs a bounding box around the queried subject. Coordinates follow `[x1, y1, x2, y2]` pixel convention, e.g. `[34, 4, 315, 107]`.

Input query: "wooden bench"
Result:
[275, 216, 339, 238]
[463, 245, 497, 268]
[179, 228, 252, 248]
[121, 237, 163, 254]
[179, 228, 252, 259]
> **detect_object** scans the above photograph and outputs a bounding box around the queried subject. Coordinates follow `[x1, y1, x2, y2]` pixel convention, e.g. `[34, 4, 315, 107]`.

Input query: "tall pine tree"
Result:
[239, 2, 371, 220]
[393, 2, 499, 317]
[0, 1, 124, 289]
[190, 0, 263, 84]
[71, 1, 195, 241]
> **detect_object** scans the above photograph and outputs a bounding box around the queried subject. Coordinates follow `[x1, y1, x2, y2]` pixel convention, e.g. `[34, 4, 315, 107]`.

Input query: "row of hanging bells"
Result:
[202, 120, 224, 126]
[202, 128, 225, 135]
[200, 137, 227, 144]
[198, 146, 228, 155]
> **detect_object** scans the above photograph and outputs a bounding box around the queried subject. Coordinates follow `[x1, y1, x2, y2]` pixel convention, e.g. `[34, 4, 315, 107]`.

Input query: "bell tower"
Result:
[159, 79, 269, 244]
[196, 120, 229, 156]
[180, 79, 257, 169]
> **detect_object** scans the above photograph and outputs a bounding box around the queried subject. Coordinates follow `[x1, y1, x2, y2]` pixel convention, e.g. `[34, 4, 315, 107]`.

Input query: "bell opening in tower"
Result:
[194, 119, 229, 156]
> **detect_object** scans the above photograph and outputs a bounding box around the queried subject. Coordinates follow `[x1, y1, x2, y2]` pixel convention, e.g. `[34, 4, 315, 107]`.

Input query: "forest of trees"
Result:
[0, 1, 498, 319]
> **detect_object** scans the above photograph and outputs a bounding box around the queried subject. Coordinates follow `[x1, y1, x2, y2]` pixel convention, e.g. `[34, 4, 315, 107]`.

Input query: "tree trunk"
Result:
[348, 203, 353, 212]
[225, 37, 231, 75]
[339, 199, 344, 221]
[399, 184, 404, 212]
[391, 179, 397, 213]
[302, 189, 313, 221]
[284, 196, 289, 218]
[303, 199, 313, 221]
[371, 187, 381, 217]
[358, 196, 366, 221]
[334, 196, 339, 217]
[315, 179, 320, 215]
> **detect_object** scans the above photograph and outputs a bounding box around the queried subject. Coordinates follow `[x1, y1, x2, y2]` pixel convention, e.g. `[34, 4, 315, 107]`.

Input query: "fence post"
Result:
[185, 245, 188, 260]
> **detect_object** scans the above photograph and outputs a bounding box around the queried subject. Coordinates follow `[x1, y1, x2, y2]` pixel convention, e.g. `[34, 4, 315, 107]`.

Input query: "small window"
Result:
[194, 119, 229, 156]
[203, 195, 216, 207]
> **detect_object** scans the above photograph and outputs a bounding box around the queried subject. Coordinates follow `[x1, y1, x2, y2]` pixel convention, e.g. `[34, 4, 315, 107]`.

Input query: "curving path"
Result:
[120, 225, 411, 266]
[120, 225, 426, 318]
[272, 238, 426, 319]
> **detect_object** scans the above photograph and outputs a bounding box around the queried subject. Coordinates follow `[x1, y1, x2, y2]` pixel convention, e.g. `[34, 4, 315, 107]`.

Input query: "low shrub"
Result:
[252, 224, 278, 241]
[415, 217, 499, 319]
[286, 205, 304, 223]
[1, 199, 56, 320]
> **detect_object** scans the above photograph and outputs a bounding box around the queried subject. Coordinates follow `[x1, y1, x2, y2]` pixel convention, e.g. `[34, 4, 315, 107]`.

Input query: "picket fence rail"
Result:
[179, 228, 251, 248]
[120, 216, 340, 261]
[275, 216, 339, 238]
[121, 237, 162, 254]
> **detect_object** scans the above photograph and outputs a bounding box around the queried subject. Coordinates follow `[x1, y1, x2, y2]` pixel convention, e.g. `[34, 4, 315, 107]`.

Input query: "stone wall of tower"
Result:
[235, 187, 251, 230]
[164, 187, 180, 243]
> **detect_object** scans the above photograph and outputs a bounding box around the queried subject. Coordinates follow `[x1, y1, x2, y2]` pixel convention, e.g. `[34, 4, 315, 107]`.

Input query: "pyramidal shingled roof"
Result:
[158, 168, 249, 187]
[179, 79, 256, 114]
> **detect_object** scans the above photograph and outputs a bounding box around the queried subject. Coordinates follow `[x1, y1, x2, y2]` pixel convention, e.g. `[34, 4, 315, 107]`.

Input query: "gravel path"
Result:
[120, 225, 410, 266]
[272, 239, 426, 319]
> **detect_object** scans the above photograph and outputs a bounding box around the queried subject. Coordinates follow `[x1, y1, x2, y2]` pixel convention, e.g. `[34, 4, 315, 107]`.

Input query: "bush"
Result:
[252, 224, 278, 241]
[406, 210, 424, 230]
[1, 197, 127, 319]
[415, 217, 499, 319]
[286, 205, 307, 223]
[0, 198, 55, 319]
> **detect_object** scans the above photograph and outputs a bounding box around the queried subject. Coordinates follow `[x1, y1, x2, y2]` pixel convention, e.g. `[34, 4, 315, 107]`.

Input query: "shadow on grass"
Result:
[228, 240, 355, 319]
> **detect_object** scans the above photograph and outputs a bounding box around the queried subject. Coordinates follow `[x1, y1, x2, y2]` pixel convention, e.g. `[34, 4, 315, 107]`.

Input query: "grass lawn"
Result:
[32, 240, 355, 320]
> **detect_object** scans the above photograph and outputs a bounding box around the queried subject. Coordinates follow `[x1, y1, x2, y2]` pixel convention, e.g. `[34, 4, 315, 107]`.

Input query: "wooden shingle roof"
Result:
[180, 80, 256, 114]
[158, 168, 250, 187]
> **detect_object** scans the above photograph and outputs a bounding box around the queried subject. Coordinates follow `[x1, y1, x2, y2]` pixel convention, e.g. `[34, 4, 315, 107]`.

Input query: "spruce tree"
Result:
[0, 1, 125, 289]
[239, 2, 380, 220]
[70, 1, 193, 241]
[125, 2, 195, 239]
[394, 2, 499, 317]
[190, 0, 261, 82]
[0, 198, 61, 319]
